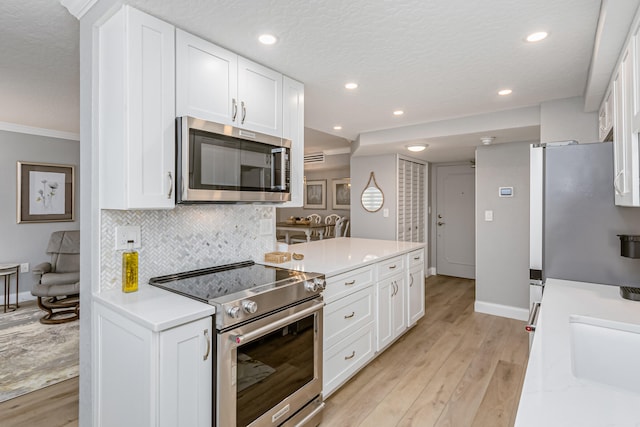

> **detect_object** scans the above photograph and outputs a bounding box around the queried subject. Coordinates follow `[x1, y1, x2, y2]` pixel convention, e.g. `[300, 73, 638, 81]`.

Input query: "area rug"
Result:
[0, 301, 79, 402]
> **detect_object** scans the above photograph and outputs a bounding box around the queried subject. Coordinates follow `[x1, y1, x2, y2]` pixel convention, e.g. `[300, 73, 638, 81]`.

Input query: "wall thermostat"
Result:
[499, 187, 514, 197]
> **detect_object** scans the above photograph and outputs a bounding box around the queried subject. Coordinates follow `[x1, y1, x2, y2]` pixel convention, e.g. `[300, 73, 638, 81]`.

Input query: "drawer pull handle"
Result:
[345, 280, 356, 286]
[344, 351, 356, 360]
[388, 265, 397, 269]
[344, 311, 355, 319]
[413, 256, 420, 260]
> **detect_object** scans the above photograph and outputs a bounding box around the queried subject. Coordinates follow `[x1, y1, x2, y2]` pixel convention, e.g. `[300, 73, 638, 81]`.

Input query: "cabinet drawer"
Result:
[377, 256, 404, 280]
[408, 249, 424, 267]
[323, 322, 375, 398]
[324, 286, 374, 349]
[324, 265, 374, 303]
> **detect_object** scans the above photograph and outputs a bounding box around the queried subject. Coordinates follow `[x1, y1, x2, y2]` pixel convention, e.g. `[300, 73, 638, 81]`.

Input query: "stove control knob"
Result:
[313, 277, 326, 291]
[226, 306, 241, 319]
[304, 280, 319, 292]
[242, 300, 258, 314]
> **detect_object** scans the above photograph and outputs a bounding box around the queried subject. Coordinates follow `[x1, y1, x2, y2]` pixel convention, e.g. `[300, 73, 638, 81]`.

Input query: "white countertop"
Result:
[262, 237, 425, 277]
[515, 278, 640, 427]
[94, 284, 215, 332]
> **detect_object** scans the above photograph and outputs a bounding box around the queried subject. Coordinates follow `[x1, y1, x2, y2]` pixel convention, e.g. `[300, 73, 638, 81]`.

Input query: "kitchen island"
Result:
[263, 236, 425, 275]
[515, 278, 640, 426]
[266, 237, 426, 396]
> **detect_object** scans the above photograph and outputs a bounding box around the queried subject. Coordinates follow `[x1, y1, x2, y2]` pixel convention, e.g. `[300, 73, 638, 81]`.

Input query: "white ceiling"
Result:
[1, 0, 637, 162]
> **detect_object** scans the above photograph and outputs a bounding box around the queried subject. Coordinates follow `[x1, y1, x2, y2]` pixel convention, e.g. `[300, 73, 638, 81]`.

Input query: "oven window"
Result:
[236, 313, 316, 427]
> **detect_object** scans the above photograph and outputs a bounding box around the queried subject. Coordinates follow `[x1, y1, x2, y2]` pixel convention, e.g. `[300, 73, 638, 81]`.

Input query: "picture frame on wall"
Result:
[304, 179, 326, 209]
[17, 161, 75, 223]
[332, 178, 351, 210]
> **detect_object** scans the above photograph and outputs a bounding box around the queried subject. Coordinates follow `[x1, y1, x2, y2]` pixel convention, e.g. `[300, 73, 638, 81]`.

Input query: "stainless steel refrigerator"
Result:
[527, 141, 640, 338]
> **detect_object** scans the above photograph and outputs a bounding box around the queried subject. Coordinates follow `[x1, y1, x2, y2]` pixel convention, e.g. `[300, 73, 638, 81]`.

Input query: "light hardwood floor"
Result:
[0, 275, 528, 427]
[323, 275, 528, 427]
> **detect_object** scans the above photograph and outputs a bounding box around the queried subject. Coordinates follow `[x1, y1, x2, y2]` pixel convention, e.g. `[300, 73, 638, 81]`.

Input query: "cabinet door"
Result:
[176, 29, 238, 125]
[159, 317, 213, 427]
[408, 263, 425, 326]
[376, 272, 406, 351]
[127, 8, 175, 209]
[281, 76, 304, 207]
[599, 90, 612, 142]
[100, 6, 175, 210]
[237, 57, 283, 137]
[614, 46, 639, 206]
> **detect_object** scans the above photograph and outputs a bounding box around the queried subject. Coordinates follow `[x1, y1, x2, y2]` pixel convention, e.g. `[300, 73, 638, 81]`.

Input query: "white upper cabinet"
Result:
[99, 6, 176, 210]
[598, 89, 613, 142]
[176, 30, 237, 126]
[281, 76, 305, 207]
[176, 30, 283, 137]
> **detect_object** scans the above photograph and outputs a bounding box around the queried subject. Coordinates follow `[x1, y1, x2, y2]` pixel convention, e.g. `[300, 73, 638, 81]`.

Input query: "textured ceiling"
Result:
[0, 0, 619, 161]
[0, 0, 79, 133]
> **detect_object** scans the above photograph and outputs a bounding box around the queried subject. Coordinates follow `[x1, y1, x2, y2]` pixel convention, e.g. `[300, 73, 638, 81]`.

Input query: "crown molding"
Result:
[60, 0, 98, 19]
[0, 121, 80, 141]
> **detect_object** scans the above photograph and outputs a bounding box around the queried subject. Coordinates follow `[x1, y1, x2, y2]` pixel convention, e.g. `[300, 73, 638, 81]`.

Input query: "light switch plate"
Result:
[20, 263, 29, 273]
[383, 208, 389, 218]
[484, 210, 494, 221]
[115, 226, 141, 250]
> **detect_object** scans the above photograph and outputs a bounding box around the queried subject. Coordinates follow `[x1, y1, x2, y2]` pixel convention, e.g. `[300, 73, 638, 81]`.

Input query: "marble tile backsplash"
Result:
[100, 205, 275, 291]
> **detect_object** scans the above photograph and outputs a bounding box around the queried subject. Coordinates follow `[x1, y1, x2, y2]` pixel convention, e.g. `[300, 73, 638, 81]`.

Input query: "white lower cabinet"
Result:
[407, 249, 425, 327]
[94, 302, 212, 427]
[322, 250, 426, 397]
[376, 271, 406, 351]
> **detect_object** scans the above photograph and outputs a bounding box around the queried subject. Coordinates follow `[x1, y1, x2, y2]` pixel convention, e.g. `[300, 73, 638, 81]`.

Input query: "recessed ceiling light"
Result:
[258, 34, 278, 45]
[406, 144, 428, 152]
[481, 136, 495, 145]
[393, 110, 404, 116]
[345, 82, 358, 90]
[526, 32, 548, 43]
[498, 89, 512, 96]
[333, 125, 342, 130]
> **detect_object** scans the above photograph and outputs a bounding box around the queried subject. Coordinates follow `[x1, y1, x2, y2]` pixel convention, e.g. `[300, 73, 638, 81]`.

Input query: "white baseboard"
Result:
[427, 267, 437, 277]
[17, 291, 37, 303]
[474, 300, 528, 321]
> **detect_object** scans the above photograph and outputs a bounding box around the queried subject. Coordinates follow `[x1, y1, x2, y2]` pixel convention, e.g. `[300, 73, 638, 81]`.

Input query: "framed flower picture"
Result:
[17, 161, 75, 223]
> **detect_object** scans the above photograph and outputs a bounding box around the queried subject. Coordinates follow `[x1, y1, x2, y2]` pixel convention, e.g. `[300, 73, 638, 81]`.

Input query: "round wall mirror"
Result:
[361, 172, 384, 212]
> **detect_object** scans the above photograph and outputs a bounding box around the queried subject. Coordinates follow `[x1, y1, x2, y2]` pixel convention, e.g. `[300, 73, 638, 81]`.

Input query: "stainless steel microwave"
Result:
[176, 116, 291, 203]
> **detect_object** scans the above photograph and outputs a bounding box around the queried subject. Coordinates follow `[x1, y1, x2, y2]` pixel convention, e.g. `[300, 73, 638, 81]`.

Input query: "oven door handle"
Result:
[525, 302, 541, 332]
[230, 300, 323, 346]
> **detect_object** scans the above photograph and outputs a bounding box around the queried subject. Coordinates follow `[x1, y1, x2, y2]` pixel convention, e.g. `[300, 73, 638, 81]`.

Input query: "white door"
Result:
[435, 164, 475, 278]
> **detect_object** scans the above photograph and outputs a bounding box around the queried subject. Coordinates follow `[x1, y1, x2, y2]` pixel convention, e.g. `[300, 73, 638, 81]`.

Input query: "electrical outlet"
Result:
[115, 226, 141, 250]
[20, 263, 29, 273]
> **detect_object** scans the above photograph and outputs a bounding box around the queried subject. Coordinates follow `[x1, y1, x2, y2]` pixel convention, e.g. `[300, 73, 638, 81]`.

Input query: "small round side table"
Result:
[0, 263, 20, 313]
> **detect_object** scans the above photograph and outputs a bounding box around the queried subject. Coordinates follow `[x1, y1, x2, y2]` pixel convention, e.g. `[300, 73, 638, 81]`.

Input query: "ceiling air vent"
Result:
[304, 152, 325, 164]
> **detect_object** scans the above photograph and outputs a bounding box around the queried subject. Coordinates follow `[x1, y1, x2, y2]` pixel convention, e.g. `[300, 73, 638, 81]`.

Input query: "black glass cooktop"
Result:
[148, 261, 307, 303]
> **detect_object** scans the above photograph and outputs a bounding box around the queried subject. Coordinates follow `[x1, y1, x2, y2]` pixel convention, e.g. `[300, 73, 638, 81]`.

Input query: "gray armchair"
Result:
[31, 230, 80, 324]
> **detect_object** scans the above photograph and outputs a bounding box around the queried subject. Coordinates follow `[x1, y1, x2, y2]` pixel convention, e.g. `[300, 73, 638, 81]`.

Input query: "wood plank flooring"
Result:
[323, 275, 528, 427]
[0, 275, 528, 427]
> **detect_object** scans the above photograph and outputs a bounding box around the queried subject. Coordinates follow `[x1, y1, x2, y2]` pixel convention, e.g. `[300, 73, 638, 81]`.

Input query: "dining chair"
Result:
[290, 214, 323, 243]
[324, 214, 341, 238]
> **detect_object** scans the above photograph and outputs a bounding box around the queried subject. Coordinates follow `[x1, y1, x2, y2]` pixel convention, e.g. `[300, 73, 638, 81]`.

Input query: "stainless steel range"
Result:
[149, 261, 326, 427]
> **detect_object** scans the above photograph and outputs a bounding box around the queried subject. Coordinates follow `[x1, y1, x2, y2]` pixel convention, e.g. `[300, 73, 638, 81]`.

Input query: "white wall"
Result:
[540, 96, 598, 143]
[350, 154, 398, 240]
[475, 142, 531, 319]
[0, 129, 80, 298]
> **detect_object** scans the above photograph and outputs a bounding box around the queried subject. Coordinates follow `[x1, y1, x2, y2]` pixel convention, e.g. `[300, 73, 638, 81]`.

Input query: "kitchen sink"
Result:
[569, 314, 640, 394]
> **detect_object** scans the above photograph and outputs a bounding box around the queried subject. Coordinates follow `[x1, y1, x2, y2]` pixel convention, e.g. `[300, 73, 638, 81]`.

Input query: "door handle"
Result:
[437, 221, 445, 226]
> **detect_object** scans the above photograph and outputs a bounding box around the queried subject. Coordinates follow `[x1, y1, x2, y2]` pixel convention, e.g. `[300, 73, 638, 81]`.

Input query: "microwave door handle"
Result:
[271, 148, 286, 190]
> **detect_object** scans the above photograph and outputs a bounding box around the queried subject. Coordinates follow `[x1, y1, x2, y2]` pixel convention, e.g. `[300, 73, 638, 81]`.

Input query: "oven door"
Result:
[217, 298, 323, 427]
